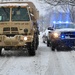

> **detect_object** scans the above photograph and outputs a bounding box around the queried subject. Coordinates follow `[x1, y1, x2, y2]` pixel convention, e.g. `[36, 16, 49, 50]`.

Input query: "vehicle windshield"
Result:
[0, 7, 10, 22]
[12, 7, 30, 21]
[54, 23, 75, 29]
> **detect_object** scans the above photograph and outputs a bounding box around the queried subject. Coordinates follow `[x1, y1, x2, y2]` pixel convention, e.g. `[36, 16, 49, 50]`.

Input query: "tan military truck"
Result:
[0, 1, 39, 56]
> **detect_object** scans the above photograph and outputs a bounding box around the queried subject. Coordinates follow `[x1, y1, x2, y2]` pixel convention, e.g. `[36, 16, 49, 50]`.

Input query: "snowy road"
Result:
[0, 36, 75, 75]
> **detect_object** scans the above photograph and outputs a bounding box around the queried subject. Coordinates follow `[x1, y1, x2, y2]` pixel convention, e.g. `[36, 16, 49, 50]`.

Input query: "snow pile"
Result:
[0, 3, 28, 7]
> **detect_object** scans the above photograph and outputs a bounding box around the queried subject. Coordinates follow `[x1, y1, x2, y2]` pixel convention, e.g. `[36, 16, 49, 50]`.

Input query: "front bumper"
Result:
[0, 35, 33, 46]
[52, 38, 75, 48]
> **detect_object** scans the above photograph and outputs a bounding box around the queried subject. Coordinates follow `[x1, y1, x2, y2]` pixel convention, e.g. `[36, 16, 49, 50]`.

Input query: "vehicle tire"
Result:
[0, 48, 2, 56]
[56, 46, 60, 51]
[51, 46, 55, 51]
[28, 41, 36, 56]
[51, 42, 55, 51]
[47, 39, 49, 47]
[28, 49, 35, 56]
[43, 41, 45, 43]
[35, 37, 39, 50]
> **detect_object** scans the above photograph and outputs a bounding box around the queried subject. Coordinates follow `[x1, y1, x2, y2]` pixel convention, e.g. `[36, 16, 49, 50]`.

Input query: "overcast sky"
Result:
[28, 0, 50, 16]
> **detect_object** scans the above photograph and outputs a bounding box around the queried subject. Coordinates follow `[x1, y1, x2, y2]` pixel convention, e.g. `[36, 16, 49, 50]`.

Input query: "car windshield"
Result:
[12, 7, 30, 21]
[54, 23, 75, 29]
[0, 7, 10, 22]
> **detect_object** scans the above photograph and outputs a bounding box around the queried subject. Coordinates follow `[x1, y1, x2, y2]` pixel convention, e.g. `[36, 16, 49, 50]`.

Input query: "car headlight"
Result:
[24, 37, 27, 41]
[53, 32, 59, 38]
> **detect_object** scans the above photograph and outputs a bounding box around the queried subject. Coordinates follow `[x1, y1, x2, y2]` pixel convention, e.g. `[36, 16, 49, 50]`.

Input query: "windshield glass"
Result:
[54, 23, 75, 29]
[0, 7, 10, 22]
[12, 7, 30, 21]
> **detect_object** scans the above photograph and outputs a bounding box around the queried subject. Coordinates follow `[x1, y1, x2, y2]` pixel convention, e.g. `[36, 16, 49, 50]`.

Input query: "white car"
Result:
[42, 29, 51, 43]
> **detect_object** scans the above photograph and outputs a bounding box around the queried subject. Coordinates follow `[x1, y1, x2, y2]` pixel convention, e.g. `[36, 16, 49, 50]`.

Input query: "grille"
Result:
[3, 27, 18, 36]
[11, 27, 18, 31]
[11, 32, 19, 34]
[3, 27, 18, 31]
[3, 27, 10, 31]
[61, 32, 75, 35]
[61, 32, 75, 38]
[63, 39, 75, 47]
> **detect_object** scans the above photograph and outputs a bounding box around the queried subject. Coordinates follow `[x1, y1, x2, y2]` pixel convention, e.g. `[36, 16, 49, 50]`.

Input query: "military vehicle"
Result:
[0, 1, 39, 56]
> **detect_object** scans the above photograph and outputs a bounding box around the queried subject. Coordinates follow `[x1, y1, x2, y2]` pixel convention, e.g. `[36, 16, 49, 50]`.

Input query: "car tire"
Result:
[51, 46, 55, 51]
[28, 49, 35, 56]
[28, 41, 36, 56]
[51, 42, 56, 51]
[51, 45, 55, 51]
[43, 41, 45, 43]
[0, 48, 2, 56]
[56, 46, 60, 51]
[47, 39, 50, 47]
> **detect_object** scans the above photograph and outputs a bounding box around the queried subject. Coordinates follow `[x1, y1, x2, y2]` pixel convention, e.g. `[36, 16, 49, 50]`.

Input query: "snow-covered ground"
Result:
[0, 35, 75, 75]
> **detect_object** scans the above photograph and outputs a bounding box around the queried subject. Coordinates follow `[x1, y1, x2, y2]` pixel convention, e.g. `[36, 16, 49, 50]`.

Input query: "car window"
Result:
[54, 23, 75, 29]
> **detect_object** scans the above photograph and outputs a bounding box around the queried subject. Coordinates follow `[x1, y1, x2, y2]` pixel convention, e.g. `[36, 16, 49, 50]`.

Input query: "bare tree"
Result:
[40, 0, 75, 22]
[42, 0, 75, 6]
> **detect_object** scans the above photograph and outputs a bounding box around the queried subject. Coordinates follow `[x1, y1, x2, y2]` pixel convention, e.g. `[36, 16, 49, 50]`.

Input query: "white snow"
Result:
[0, 35, 75, 75]
[0, 3, 28, 7]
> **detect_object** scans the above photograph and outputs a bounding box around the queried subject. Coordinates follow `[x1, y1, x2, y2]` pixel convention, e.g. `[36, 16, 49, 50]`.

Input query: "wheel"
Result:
[0, 48, 2, 56]
[28, 46, 36, 56]
[28, 41, 36, 56]
[47, 39, 50, 47]
[51, 46, 55, 51]
[43, 41, 45, 43]
[56, 46, 60, 51]
[51, 42, 56, 51]
[28, 49, 35, 56]
[35, 44, 38, 50]
[35, 37, 39, 50]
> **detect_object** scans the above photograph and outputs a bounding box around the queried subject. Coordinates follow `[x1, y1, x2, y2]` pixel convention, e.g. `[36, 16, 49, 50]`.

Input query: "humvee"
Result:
[0, 1, 39, 56]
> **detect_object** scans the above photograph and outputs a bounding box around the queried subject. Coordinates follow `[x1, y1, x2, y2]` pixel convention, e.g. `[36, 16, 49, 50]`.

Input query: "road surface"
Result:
[0, 35, 75, 75]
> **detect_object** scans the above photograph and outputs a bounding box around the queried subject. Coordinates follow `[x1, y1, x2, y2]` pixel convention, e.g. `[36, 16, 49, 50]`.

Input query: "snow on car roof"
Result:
[0, 3, 28, 7]
[53, 22, 74, 24]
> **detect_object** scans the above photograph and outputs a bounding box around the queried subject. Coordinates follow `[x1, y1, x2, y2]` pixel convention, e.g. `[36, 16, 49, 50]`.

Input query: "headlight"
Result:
[21, 36, 33, 41]
[53, 32, 59, 38]
[24, 37, 27, 41]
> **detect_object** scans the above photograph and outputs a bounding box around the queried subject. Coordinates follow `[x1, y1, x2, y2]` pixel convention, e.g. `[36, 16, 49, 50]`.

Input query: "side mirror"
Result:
[48, 27, 53, 30]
